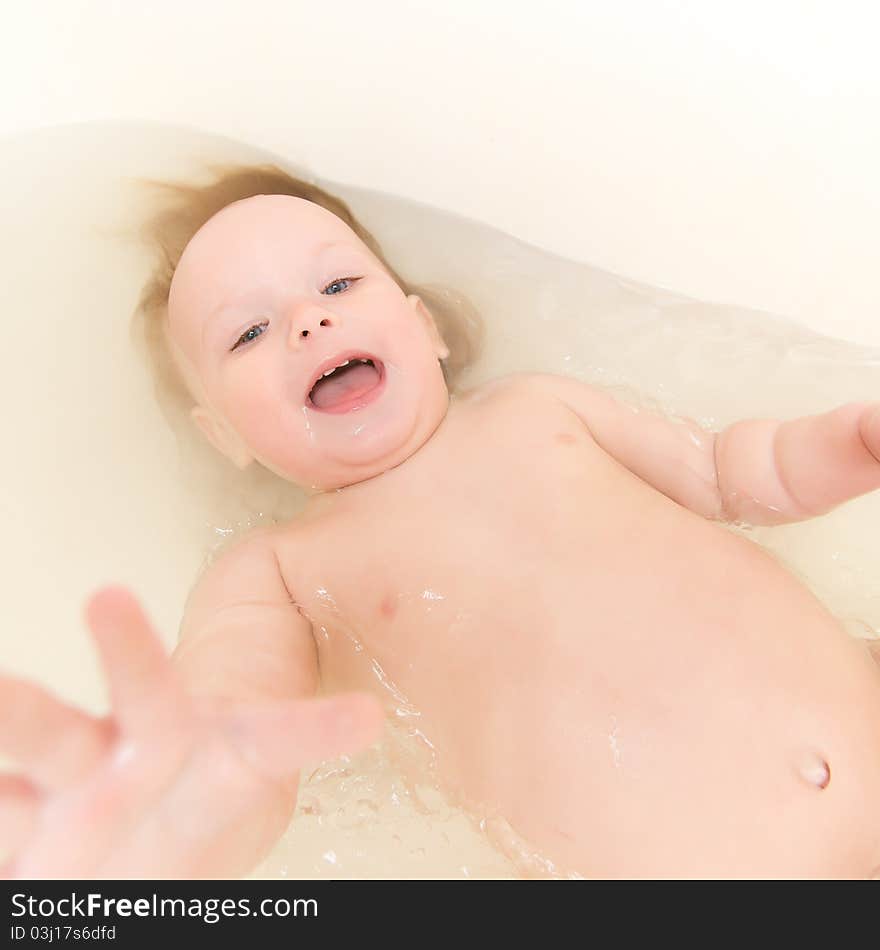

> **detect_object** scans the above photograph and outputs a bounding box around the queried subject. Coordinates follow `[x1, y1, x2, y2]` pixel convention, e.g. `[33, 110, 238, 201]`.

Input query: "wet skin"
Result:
[270, 375, 880, 878]
[160, 194, 880, 878]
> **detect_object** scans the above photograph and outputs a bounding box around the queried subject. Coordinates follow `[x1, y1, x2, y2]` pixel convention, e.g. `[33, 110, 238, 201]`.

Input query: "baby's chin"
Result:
[283, 409, 443, 492]
[297, 437, 426, 492]
[254, 362, 450, 489]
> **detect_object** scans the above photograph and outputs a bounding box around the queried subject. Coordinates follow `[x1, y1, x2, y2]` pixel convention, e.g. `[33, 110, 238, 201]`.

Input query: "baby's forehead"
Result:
[184, 194, 353, 260]
[170, 196, 360, 311]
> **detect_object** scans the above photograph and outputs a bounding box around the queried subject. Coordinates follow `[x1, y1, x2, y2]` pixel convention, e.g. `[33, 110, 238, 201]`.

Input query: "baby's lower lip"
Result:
[306, 361, 386, 414]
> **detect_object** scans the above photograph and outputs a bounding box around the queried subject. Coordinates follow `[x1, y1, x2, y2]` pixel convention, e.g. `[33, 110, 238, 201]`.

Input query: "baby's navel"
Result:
[793, 749, 831, 790]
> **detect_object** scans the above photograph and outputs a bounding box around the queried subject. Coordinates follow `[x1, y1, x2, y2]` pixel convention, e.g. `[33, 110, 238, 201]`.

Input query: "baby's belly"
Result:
[504, 608, 880, 878]
[317, 494, 880, 878]
[463, 516, 880, 878]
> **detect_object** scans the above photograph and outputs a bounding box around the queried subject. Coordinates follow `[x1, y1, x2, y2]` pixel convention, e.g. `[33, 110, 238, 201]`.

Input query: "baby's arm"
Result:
[1, 530, 382, 879]
[172, 527, 320, 707]
[533, 373, 880, 525]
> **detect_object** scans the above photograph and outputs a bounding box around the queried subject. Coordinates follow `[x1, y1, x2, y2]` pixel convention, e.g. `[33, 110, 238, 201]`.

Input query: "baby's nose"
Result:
[289, 309, 339, 346]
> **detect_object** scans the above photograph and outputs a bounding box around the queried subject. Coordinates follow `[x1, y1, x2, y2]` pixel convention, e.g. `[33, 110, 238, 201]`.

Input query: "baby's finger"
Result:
[85, 586, 187, 738]
[0, 674, 112, 788]
[0, 775, 39, 852]
[225, 692, 386, 779]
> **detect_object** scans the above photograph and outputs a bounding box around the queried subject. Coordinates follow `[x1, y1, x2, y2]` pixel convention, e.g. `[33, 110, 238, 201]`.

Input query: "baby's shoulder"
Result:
[202, 522, 288, 574]
[461, 374, 585, 426]
[463, 371, 560, 404]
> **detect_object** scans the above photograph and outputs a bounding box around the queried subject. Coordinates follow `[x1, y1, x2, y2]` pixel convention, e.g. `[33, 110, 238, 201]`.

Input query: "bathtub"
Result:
[2, 1, 879, 879]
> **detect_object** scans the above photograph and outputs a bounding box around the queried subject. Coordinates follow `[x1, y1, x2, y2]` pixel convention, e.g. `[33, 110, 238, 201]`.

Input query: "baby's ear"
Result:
[189, 406, 254, 470]
[410, 294, 450, 361]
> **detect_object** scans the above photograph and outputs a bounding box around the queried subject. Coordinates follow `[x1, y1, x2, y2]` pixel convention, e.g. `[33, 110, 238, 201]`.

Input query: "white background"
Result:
[2, 0, 879, 342]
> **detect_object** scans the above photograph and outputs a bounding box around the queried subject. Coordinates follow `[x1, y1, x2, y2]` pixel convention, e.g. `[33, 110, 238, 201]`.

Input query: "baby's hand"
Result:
[714, 399, 880, 524]
[0, 587, 382, 879]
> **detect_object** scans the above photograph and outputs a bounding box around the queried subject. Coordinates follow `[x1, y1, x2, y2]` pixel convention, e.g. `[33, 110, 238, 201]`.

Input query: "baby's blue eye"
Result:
[323, 277, 354, 295]
[230, 276, 360, 351]
[231, 320, 268, 351]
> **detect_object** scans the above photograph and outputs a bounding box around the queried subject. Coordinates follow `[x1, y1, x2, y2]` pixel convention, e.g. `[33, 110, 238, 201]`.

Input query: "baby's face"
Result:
[166, 195, 450, 492]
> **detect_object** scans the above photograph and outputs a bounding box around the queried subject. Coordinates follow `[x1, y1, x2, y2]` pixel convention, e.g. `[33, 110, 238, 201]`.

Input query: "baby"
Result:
[4, 164, 880, 879]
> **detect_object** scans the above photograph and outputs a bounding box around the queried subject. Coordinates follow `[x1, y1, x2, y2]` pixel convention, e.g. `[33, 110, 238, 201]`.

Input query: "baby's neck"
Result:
[299, 393, 469, 508]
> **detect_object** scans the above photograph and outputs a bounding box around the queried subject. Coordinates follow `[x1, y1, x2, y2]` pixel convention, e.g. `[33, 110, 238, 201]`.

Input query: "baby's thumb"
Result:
[224, 693, 385, 779]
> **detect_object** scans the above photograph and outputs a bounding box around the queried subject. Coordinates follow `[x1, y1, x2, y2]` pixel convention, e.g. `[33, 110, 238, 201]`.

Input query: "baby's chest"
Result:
[279, 385, 640, 673]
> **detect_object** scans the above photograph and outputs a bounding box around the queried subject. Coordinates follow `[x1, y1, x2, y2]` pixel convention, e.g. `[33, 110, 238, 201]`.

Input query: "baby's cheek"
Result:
[223, 388, 306, 468]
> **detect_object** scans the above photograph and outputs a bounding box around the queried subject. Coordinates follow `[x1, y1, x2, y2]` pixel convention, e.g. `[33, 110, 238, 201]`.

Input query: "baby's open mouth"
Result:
[306, 355, 385, 413]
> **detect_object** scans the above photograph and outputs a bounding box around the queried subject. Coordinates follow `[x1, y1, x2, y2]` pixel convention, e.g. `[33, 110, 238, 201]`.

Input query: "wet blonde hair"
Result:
[130, 161, 484, 432]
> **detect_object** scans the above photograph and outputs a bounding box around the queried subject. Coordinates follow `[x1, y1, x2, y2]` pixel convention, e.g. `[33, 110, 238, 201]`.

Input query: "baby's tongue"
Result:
[311, 361, 380, 410]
